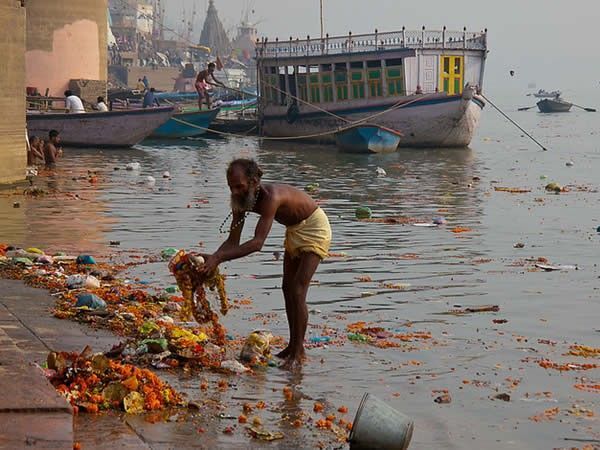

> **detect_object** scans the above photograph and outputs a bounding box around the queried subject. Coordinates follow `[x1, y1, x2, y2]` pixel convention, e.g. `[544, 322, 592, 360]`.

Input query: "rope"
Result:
[480, 93, 548, 151]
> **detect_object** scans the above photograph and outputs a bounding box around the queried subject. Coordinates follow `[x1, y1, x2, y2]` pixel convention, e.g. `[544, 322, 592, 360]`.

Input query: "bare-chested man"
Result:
[44, 129, 63, 168]
[195, 62, 225, 110]
[199, 159, 332, 369]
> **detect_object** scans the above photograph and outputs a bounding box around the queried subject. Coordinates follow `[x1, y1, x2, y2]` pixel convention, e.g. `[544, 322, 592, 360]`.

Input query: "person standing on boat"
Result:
[64, 91, 85, 114]
[142, 88, 160, 108]
[44, 130, 63, 168]
[195, 62, 225, 110]
[198, 158, 332, 370]
[142, 75, 150, 90]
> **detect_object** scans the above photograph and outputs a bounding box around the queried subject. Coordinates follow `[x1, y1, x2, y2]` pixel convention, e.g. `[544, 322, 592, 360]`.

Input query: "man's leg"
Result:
[281, 251, 321, 369]
[197, 92, 203, 110]
[206, 92, 212, 109]
[277, 251, 300, 359]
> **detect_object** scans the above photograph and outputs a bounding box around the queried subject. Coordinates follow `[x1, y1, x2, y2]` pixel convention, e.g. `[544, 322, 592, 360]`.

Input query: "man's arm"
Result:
[200, 206, 276, 274]
[209, 73, 226, 87]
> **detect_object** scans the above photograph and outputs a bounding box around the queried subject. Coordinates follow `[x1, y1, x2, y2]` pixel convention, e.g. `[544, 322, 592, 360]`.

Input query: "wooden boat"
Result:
[26, 107, 174, 148]
[256, 28, 488, 147]
[335, 125, 402, 153]
[537, 98, 572, 113]
[150, 108, 221, 138]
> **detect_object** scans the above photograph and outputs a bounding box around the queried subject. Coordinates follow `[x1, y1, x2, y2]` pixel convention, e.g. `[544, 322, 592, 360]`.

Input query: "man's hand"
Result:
[197, 253, 219, 276]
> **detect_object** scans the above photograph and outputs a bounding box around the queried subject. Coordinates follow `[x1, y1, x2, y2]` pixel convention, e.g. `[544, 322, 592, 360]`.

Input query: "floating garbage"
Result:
[432, 217, 447, 225]
[376, 167, 386, 176]
[26, 247, 44, 255]
[84, 275, 101, 289]
[76, 255, 96, 265]
[349, 393, 414, 450]
[221, 359, 250, 374]
[309, 336, 331, 344]
[37, 255, 54, 265]
[305, 182, 319, 193]
[535, 263, 578, 271]
[240, 330, 273, 365]
[355, 206, 372, 219]
[161, 247, 178, 260]
[125, 162, 141, 171]
[75, 293, 107, 310]
[545, 182, 563, 193]
[146, 176, 156, 185]
[566, 161, 574, 167]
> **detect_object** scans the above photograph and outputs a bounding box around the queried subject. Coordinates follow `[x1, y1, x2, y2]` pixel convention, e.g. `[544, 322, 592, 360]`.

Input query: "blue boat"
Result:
[335, 125, 402, 153]
[150, 108, 221, 138]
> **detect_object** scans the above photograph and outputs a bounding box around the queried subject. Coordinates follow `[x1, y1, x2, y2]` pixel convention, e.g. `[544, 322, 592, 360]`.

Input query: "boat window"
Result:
[320, 64, 332, 72]
[368, 69, 383, 97]
[350, 61, 363, 69]
[334, 65, 348, 101]
[309, 65, 320, 103]
[321, 69, 334, 103]
[366, 60, 382, 68]
[351, 71, 365, 99]
[385, 58, 403, 67]
[296, 65, 308, 101]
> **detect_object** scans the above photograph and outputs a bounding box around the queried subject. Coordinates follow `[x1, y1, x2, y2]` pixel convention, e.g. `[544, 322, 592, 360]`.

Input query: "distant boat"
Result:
[26, 107, 174, 148]
[532, 89, 561, 98]
[335, 125, 402, 153]
[537, 98, 572, 113]
[150, 108, 221, 138]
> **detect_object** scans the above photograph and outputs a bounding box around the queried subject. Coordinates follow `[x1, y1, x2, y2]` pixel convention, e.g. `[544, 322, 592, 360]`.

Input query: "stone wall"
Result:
[0, 1, 26, 185]
[25, 0, 108, 97]
[68, 79, 108, 106]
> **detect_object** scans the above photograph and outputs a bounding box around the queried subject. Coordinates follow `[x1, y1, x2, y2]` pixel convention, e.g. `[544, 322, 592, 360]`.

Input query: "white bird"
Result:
[376, 167, 386, 176]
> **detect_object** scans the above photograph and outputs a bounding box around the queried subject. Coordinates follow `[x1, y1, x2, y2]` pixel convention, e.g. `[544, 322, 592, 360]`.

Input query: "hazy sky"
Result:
[165, 0, 600, 93]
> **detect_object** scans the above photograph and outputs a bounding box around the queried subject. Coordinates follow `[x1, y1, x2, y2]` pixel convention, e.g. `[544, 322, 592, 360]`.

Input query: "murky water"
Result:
[2, 92, 599, 449]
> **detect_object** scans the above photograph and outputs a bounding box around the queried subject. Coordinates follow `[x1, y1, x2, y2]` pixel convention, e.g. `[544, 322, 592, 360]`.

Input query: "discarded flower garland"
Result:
[168, 250, 229, 325]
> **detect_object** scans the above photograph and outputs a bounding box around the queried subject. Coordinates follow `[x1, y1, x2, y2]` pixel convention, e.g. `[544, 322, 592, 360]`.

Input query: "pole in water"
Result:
[481, 94, 548, 151]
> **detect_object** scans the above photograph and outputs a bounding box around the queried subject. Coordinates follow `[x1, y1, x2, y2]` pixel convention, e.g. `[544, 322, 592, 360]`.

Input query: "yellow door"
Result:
[440, 56, 464, 95]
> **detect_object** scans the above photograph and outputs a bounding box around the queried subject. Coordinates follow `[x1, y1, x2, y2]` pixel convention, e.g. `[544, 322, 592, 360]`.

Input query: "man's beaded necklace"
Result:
[218, 187, 261, 234]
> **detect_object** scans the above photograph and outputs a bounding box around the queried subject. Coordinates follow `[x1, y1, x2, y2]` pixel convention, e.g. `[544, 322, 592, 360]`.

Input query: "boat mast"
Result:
[320, 0, 324, 40]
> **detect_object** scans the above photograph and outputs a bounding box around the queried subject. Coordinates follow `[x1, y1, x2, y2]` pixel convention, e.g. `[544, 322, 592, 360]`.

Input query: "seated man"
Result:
[96, 96, 109, 112]
[64, 90, 85, 114]
[199, 158, 332, 369]
[142, 88, 160, 108]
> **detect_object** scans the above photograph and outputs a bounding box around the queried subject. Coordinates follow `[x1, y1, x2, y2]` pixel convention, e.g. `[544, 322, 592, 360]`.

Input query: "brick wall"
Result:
[0, 1, 26, 185]
[69, 79, 108, 106]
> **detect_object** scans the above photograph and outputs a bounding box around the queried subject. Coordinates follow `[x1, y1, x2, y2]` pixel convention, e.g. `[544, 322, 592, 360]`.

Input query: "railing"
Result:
[257, 28, 487, 59]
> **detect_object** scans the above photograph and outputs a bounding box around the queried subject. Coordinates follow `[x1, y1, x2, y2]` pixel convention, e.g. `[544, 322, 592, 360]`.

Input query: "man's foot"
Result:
[275, 346, 292, 359]
[279, 351, 306, 371]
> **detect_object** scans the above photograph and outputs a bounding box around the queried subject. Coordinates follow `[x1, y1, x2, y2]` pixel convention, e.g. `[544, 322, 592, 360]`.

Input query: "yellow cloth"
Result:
[284, 207, 332, 260]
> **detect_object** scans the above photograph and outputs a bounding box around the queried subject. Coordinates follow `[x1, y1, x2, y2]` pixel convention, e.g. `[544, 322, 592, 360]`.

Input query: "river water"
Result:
[1, 92, 599, 449]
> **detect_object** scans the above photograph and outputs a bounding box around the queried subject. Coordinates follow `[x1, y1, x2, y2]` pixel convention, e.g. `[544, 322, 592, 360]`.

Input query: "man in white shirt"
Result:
[96, 96, 109, 112]
[64, 90, 85, 114]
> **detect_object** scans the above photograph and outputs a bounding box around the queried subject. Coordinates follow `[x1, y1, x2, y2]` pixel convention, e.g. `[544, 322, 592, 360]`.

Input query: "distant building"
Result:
[199, 0, 231, 57]
[25, 0, 108, 98]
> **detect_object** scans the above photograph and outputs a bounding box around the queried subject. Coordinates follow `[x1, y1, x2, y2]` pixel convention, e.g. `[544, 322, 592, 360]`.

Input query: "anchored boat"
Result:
[537, 98, 572, 113]
[26, 107, 174, 148]
[151, 108, 221, 138]
[255, 28, 488, 147]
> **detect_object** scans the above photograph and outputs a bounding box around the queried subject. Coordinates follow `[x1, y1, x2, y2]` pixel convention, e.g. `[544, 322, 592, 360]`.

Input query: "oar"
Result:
[518, 105, 536, 111]
[572, 103, 597, 112]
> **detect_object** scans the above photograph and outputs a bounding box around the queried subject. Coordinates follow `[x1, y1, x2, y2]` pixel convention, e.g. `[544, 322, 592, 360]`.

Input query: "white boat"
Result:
[26, 107, 174, 148]
[255, 28, 488, 147]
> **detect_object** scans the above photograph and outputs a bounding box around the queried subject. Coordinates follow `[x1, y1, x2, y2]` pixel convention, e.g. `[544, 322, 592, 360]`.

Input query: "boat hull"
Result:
[336, 126, 401, 153]
[26, 107, 174, 148]
[261, 91, 484, 148]
[537, 99, 572, 113]
[150, 108, 221, 138]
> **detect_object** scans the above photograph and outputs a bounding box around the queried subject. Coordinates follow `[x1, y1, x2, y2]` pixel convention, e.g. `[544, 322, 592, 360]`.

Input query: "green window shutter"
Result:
[351, 72, 363, 81]
[322, 74, 332, 83]
[387, 68, 402, 78]
[368, 70, 381, 80]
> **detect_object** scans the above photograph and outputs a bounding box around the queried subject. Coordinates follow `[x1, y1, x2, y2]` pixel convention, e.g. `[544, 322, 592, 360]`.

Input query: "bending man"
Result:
[195, 62, 225, 110]
[199, 159, 332, 369]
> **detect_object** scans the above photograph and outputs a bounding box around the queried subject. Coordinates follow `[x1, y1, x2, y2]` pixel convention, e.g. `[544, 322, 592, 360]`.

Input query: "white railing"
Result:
[257, 28, 487, 59]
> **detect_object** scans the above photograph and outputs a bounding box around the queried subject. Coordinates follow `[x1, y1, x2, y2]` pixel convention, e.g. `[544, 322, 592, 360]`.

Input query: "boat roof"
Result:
[256, 28, 487, 62]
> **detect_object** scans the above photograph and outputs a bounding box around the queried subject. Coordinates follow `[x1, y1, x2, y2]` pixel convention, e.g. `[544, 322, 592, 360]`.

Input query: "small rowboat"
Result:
[26, 107, 174, 148]
[537, 98, 572, 113]
[335, 124, 402, 153]
[150, 108, 221, 138]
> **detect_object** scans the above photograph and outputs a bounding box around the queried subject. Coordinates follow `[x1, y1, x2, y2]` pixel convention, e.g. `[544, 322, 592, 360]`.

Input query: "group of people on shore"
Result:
[27, 130, 62, 168]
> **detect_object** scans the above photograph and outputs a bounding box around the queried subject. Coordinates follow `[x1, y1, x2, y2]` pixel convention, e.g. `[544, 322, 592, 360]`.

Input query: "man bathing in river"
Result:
[199, 159, 332, 369]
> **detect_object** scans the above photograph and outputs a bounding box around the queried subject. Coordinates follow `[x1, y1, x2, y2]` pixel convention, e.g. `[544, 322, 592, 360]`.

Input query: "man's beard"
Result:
[230, 187, 256, 214]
